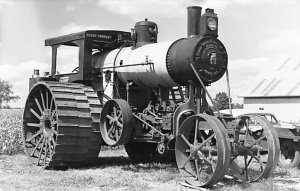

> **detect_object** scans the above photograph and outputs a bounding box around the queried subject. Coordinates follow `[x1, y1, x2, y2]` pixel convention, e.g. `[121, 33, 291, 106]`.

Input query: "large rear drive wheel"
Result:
[175, 114, 230, 187]
[23, 82, 102, 167]
[229, 114, 280, 182]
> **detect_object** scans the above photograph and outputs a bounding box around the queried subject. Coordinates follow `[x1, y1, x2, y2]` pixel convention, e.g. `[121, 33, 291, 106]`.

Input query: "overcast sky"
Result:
[1, 0, 300, 108]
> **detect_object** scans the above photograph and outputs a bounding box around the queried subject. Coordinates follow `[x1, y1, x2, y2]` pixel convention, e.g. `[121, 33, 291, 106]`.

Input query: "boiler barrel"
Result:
[96, 37, 228, 88]
[99, 41, 179, 88]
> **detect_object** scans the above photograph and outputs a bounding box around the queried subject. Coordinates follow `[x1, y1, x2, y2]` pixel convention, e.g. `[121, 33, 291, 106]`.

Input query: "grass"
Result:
[0, 149, 182, 191]
[0, 149, 300, 191]
[0, 109, 300, 190]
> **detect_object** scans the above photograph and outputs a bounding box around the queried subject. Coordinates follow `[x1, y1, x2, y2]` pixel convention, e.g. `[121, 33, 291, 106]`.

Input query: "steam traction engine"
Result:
[23, 6, 280, 187]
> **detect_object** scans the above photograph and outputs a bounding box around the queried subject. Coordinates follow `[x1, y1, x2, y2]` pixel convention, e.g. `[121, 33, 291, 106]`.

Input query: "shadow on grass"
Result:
[47, 155, 177, 172]
[91, 155, 177, 172]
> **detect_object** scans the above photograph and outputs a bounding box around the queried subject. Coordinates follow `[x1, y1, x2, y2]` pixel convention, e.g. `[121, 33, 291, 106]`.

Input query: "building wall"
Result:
[243, 97, 300, 123]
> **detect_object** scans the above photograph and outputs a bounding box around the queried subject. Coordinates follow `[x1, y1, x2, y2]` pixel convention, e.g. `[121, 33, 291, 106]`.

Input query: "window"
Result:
[56, 46, 79, 74]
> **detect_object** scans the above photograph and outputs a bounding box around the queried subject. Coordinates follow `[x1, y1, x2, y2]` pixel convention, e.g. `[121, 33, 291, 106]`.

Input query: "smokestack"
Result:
[33, 69, 39, 78]
[187, 6, 202, 37]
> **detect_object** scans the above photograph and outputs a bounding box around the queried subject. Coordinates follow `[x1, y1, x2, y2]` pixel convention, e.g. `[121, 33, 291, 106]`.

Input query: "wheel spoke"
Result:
[35, 98, 43, 114]
[26, 130, 42, 142]
[197, 151, 216, 170]
[48, 141, 53, 161]
[194, 133, 215, 151]
[245, 155, 254, 170]
[37, 139, 46, 165]
[230, 153, 239, 162]
[229, 161, 244, 175]
[27, 122, 41, 128]
[44, 140, 48, 166]
[51, 129, 58, 136]
[245, 119, 249, 146]
[40, 90, 46, 110]
[247, 135, 266, 149]
[195, 159, 201, 180]
[30, 108, 41, 120]
[46, 90, 49, 109]
[244, 155, 249, 181]
[115, 128, 119, 140]
[117, 121, 123, 128]
[51, 110, 56, 118]
[106, 115, 114, 121]
[182, 166, 197, 177]
[30, 137, 43, 156]
[50, 97, 53, 110]
[51, 120, 57, 127]
[180, 134, 193, 148]
[250, 152, 266, 170]
[180, 153, 194, 169]
[49, 140, 54, 159]
[50, 136, 56, 147]
[117, 113, 122, 120]
[107, 125, 115, 135]
[113, 106, 117, 117]
[194, 119, 199, 145]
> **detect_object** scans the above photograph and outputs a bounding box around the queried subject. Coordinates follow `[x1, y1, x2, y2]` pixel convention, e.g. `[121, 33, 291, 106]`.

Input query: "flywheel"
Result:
[100, 99, 134, 146]
[22, 82, 102, 167]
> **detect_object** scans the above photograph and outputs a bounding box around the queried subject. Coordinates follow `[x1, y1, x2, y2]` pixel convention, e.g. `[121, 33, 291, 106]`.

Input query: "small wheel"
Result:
[175, 114, 230, 187]
[100, 99, 134, 146]
[278, 139, 300, 168]
[229, 114, 280, 182]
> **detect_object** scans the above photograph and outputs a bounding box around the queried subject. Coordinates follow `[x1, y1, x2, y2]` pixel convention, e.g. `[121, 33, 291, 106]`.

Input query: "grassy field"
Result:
[0, 109, 300, 191]
[0, 149, 300, 191]
[0, 109, 23, 155]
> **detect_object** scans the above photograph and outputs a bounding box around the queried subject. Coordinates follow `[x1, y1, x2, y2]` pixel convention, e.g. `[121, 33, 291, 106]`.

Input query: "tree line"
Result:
[212, 92, 243, 111]
[0, 79, 20, 109]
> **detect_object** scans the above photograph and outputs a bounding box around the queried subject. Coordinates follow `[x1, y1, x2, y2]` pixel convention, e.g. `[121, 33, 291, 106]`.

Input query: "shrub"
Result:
[0, 109, 24, 155]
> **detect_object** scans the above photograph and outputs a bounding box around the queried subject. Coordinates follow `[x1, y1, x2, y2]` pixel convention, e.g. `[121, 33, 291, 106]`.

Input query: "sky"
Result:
[0, 0, 300, 108]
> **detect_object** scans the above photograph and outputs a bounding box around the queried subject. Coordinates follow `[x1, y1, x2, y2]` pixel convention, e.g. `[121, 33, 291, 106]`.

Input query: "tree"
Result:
[233, 102, 243, 109]
[0, 79, 20, 109]
[212, 92, 232, 111]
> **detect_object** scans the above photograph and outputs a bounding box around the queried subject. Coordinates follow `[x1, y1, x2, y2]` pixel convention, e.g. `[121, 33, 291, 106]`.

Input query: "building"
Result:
[239, 58, 300, 123]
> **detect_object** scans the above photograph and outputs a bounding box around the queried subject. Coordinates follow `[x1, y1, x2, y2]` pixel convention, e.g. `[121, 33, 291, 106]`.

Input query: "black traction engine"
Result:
[22, 6, 280, 187]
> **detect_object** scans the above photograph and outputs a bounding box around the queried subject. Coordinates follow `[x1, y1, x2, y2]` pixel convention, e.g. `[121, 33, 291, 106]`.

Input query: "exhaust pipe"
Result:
[187, 6, 202, 37]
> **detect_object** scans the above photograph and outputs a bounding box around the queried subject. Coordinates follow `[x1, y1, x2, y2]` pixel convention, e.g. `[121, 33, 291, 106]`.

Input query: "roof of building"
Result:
[240, 57, 300, 98]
